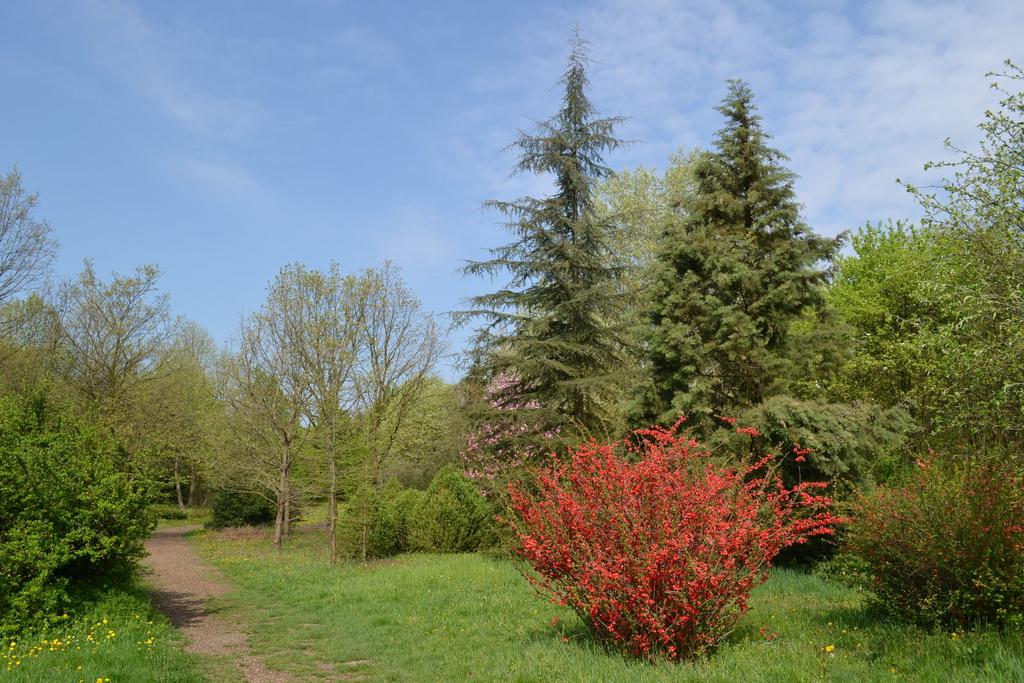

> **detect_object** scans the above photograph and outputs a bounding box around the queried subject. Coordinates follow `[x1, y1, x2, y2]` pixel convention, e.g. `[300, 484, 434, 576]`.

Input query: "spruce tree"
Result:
[639, 80, 840, 426]
[459, 36, 627, 442]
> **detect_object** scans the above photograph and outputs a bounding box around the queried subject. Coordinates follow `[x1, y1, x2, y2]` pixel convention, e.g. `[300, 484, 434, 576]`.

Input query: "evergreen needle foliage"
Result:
[459, 35, 628, 444]
[639, 80, 841, 426]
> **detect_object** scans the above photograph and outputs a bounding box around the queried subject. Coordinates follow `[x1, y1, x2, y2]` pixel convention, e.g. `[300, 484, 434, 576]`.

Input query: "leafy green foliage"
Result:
[595, 147, 703, 304]
[848, 456, 1024, 628]
[460, 36, 628, 442]
[207, 489, 276, 530]
[830, 222, 1024, 454]
[638, 81, 840, 426]
[827, 222, 942, 408]
[828, 63, 1024, 455]
[0, 394, 153, 634]
[336, 481, 426, 559]
[902, 63, 1024, 451]
[150, 503, 188, 520]
[721, 396, 913, 493]
[409, 466, 493, 552]
[0, 167, 57, 306]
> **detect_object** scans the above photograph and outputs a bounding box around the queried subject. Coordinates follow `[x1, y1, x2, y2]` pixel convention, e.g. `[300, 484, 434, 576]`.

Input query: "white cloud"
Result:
[460, 0, 1024, 238]
[300, 24, 405, 94]
[73, 0, 266, 136]
[371, 205, 457, 274]
[177, 158, 264, 199]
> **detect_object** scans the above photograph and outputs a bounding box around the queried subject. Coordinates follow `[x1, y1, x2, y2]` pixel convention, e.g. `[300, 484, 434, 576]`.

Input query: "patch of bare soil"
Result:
[143, 525, 291, 683]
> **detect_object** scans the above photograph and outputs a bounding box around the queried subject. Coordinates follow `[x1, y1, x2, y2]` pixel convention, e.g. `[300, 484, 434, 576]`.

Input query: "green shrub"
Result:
[812, 549, 873, 589]
[208, 489, 276, 530]
[847, 455, 1024, 628]
[337, 482, 426, 559]
[149, 503, 187, 520]
[336, 484, 377, 559]
[409, 466, 493, 552]
[722, 396, 913, 496]
[0, 395, 153, 635]
[390, 486, 426, 545]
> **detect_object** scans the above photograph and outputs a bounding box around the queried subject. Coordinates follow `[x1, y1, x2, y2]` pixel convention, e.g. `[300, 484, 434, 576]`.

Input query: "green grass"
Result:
[2, 585, 207, 682]
[195, 528, 1024, 682]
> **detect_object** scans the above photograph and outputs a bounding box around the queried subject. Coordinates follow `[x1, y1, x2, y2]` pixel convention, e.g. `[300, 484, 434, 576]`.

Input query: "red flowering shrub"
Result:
[507, 423, 841, 660]
[848, 454, 1024, 628]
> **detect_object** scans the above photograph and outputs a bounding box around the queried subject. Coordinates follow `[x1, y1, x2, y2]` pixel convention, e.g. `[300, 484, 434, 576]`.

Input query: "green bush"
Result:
[208, 489, 276, 530]
[847, 455, 1024, 628]
[724, 396, 913, 496]
[337, 481, 426, 559]
[0, 394, 153, 635]
[409, 466, 493, 552]
[149, 503, 187, 520]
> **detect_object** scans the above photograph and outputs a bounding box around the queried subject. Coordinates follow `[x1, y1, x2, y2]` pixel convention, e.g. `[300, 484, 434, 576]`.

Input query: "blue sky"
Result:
[1, 0, 1022, 378]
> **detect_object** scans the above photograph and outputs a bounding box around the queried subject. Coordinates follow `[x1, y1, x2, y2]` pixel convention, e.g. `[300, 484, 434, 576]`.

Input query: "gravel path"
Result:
[143, 525, 290, 683]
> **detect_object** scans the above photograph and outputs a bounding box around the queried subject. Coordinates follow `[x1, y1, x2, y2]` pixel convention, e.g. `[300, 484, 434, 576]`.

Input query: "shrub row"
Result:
[337, 465, 494, 559]
[208, 490, 276, 530]
[206, 465, 495, 560]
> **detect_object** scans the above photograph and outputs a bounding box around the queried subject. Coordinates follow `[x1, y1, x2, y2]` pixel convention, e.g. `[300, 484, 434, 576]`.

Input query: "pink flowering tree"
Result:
[461, 373, 560, 491]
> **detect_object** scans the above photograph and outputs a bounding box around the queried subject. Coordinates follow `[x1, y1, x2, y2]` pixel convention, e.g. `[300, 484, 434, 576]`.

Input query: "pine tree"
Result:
[459, 36, 627, 442]
[639, 80, 840, 426]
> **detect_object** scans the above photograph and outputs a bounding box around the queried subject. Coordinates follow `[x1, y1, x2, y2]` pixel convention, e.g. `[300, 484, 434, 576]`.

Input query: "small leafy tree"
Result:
[0, 167, 57, 307]
[896, 61, 1024, 451]
[410, 465, 493, 552]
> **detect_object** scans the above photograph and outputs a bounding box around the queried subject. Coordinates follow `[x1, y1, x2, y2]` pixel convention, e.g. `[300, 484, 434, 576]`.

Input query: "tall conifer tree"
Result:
[460, 36, 627, 442]
[639, 80, 840, 426]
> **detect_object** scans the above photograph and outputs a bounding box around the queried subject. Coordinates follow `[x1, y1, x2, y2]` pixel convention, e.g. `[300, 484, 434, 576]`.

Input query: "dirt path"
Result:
[143, 525, 290, 683]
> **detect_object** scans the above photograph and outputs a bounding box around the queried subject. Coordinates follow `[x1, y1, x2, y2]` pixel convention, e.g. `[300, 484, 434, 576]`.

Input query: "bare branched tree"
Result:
[0, 168, 57, 306]
[217, 269, 312, 547]
[56, 261, 180, 412]
[283, 263, 366, 564]
[355, 261, 444, 483]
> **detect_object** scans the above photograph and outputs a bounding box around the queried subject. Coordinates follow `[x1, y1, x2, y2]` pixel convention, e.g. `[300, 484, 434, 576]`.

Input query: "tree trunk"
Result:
[187, 467, 198, 507]
[360, 512, 368, 563]
[273, 454, 288, 548]
[283, 491, 291, 539]
[273, 491, 284, 548]
[328, 450, 338, 566]
[283, 458, 291, 539]
[360, 459, 369, 563]
[174, 456, 185, 510]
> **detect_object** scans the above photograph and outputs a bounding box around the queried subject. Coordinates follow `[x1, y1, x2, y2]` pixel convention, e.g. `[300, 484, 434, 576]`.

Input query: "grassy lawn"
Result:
[195, 528, 1024, 682]
[2, 586, 207, 683]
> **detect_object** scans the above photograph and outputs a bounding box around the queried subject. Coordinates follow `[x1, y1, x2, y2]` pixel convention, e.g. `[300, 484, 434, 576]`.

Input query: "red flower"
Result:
[508, 424, 840, 660]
